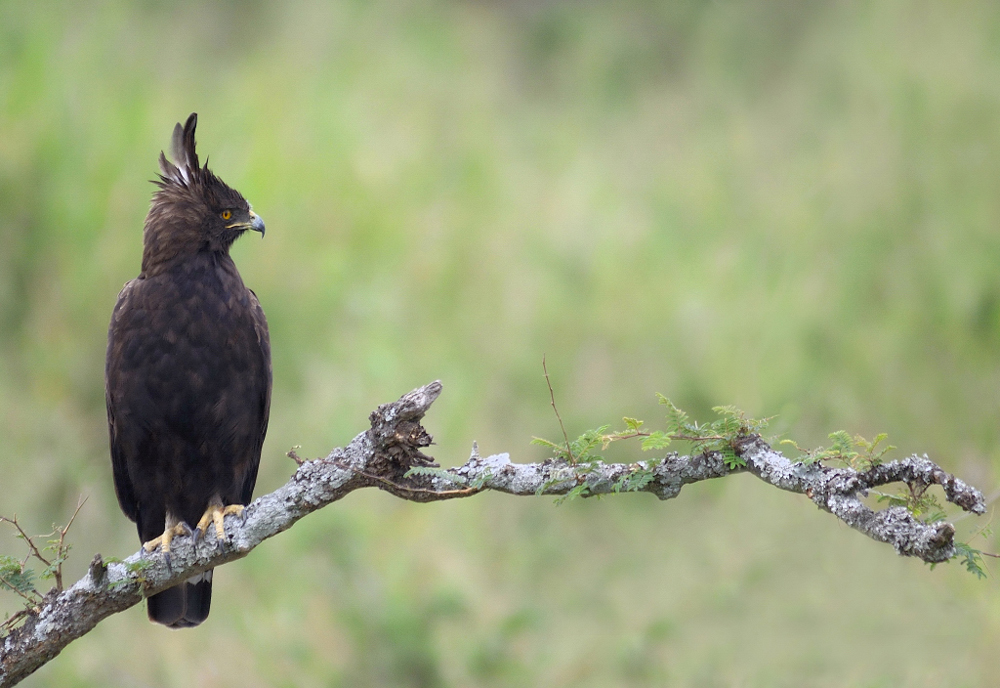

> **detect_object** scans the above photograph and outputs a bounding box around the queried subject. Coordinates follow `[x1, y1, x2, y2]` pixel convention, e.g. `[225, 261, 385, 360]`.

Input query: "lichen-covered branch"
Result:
[0, 381, 987, 687]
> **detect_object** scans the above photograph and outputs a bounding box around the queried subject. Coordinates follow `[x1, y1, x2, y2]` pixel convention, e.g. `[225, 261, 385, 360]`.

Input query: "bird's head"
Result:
[141, 113, 265, 275]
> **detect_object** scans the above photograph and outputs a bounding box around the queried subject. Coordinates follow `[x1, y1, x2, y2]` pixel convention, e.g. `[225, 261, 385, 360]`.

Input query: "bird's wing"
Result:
[105, 279, 140, 522]
[239, 287, 272, 505]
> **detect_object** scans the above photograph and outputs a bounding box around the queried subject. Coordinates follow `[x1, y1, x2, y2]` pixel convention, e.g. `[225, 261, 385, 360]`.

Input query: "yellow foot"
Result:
[142, 521, 191, 554]
[195, 503, 245, 543]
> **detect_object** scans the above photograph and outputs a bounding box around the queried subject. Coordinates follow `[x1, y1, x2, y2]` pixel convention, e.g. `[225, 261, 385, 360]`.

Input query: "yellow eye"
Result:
[221, 210, 232, 220]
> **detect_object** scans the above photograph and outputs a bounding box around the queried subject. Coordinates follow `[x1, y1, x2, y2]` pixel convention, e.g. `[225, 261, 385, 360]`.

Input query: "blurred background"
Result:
[2, 1, 1000, 686]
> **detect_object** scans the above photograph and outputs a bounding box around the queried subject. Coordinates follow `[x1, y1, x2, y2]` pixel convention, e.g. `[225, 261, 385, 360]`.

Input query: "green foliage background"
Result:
[2, 1, 1000, 686]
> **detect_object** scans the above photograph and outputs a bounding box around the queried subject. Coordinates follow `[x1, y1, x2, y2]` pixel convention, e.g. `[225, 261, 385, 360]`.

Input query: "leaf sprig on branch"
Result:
[781, 431, 895, 471]
[532, 394, 772, 470]
[1, 499, 86, 635]
[530, 364, 996, 577]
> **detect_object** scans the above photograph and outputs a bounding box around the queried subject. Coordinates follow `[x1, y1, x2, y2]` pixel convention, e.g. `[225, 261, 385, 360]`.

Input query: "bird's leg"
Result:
[142, 513, 191, 569]
[194, 497, 245, 547]
[142, 517, 190, 554]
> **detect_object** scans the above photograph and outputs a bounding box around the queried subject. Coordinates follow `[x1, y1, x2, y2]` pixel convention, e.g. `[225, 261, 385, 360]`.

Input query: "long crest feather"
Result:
[158, 113, 200, 186]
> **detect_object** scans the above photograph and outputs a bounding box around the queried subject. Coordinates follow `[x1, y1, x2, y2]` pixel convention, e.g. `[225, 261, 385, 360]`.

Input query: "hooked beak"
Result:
[249, 211, 265, 237]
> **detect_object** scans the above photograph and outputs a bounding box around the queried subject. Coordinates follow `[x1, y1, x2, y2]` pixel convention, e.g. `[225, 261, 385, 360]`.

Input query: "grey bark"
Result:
[0, 381, 987, 686]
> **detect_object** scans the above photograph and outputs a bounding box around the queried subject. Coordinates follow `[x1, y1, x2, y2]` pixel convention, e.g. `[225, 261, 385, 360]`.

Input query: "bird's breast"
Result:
[110, 255, 266, 427]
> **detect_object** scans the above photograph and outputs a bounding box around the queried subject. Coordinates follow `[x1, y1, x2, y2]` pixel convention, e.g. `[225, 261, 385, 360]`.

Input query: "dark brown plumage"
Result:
[106, 113, 271, 628]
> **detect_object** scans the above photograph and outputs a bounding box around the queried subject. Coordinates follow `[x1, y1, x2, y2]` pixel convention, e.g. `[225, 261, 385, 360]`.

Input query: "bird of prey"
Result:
[105, 113, 271, 628]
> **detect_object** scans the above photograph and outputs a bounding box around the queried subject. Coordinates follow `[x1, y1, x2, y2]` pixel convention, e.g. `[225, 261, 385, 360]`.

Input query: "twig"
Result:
[0, 609, 32, 635]
[335, 461, 483, 499]
[0, 516, 52, 574]
[52, 497, 87, 591]
[542, 355, 574, 463]
[669, 434, 728, 443]
[0, 572, 39, 606]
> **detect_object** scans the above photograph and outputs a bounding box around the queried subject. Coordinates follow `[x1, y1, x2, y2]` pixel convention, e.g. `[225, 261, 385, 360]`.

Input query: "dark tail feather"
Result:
[147, 570, 213, 628]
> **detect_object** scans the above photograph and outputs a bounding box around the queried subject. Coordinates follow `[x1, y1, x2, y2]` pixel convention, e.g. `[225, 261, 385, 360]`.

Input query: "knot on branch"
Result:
[367, 381, 442, 476]
[878, 509, 956, 562]
[926, 521, 956, 550]
[87, 555, 107, 588]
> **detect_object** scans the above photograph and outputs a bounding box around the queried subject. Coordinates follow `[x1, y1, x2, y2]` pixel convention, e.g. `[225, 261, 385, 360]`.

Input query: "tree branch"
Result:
[0, 381, 987, 686]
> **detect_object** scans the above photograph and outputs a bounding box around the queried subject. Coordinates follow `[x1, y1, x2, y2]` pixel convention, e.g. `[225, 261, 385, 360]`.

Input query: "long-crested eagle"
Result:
[106, 113, 271, 627]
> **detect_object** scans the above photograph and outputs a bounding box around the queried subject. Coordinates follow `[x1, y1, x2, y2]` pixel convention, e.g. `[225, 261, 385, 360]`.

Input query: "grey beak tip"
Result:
[251, 214, 266, 237]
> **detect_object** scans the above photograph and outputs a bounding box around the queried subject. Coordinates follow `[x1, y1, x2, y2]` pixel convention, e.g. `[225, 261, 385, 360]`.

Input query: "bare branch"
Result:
[0, 381, 987, 686]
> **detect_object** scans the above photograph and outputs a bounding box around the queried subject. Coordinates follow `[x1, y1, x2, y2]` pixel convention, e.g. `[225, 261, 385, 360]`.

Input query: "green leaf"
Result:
[954, 542, 988, 579]
[624, 470, 656, 492]
[531, 437, 568, 453]
[403, 466, 470, 486]
[40, 553, 69, 581]
[535, 476, 563, 496]
[720, 445, 744, 469]
[659, 396, 689, 433]
[828, 430, 854, 457]
[876, 492, 909, 508]
[568, 426, 610, 464]
[641, 431, 672, 451]
[467, 471, 493, 490]
[0, 555, 37, 596]
[554, 482, 590, 505]
[622, 417, 643, 431]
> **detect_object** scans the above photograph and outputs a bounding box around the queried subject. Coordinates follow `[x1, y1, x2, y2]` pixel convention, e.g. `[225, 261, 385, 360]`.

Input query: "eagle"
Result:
[105, 113, 271, 628]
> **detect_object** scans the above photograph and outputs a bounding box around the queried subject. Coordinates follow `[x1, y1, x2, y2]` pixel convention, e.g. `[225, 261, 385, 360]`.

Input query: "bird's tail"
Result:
[147, 569, 213, 628]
